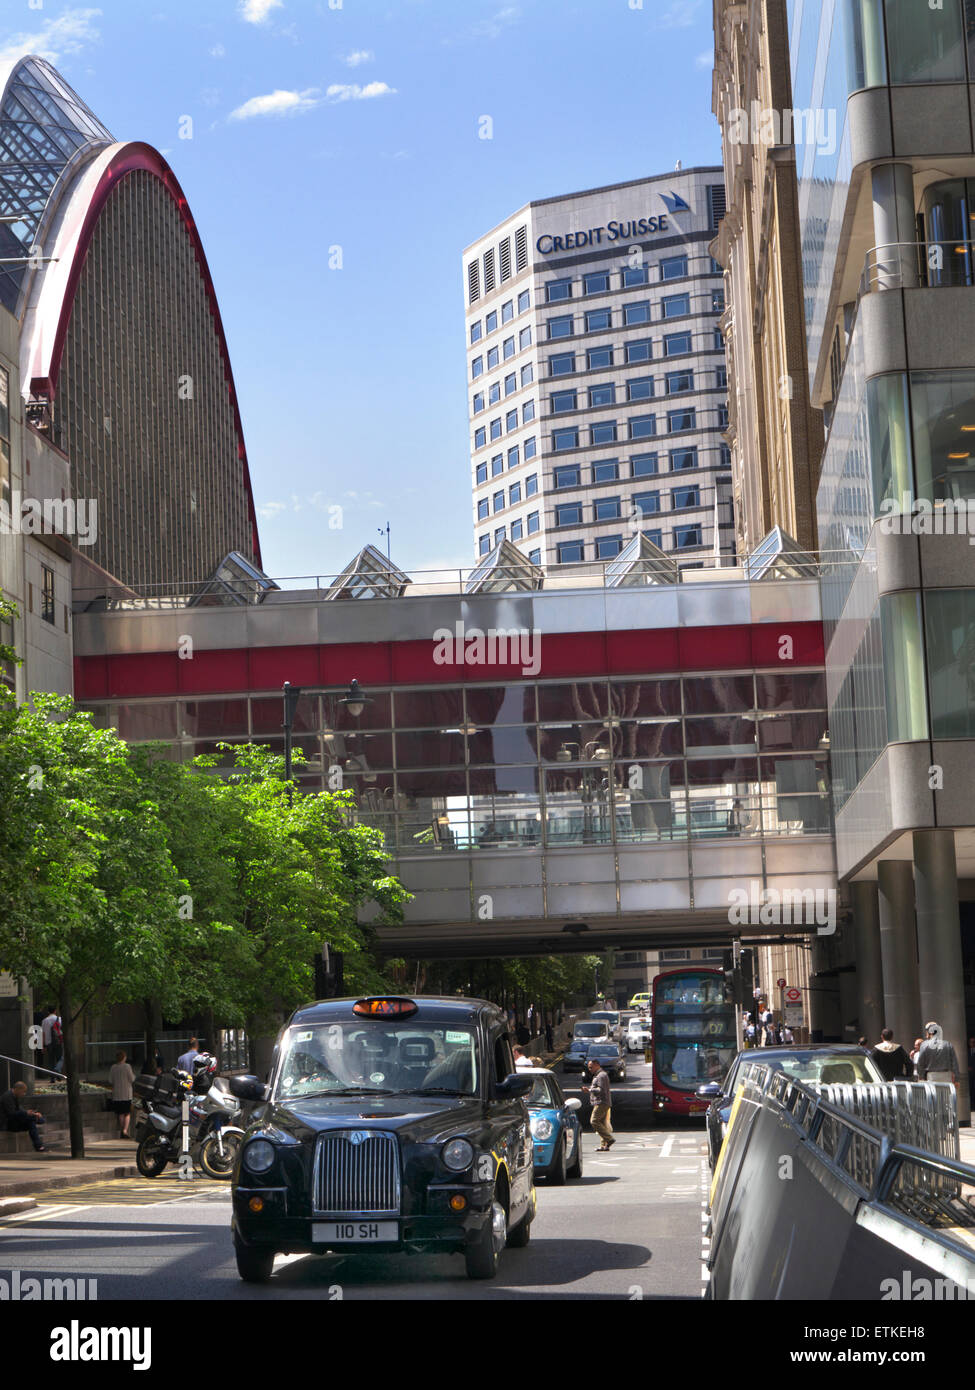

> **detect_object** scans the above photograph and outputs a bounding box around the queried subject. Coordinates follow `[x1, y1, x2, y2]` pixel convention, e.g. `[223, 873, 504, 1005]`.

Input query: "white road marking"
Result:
[0, 1203, 91, 1226]
[659, 1134, 675, 1159]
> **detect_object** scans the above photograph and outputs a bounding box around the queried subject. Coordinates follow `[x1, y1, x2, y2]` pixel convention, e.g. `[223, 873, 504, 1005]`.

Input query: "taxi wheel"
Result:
[506, 1191, 534, 1248]
[234, 1237, 275, 1284]
[548, 1136, 567, 1186]
[464, 1194, 507, 1279]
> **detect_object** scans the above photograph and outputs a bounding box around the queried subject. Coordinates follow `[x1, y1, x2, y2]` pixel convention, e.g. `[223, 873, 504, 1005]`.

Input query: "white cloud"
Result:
[658, 0, 704, 29]
[342, 49, 374, 67]
[0, 7, 102, 67]
[256, 501, 287, 520]
[695, 48, 713, 69]
[325, 81, 396, 103]
[210, 43, 226, 58]
[472, 6, 521, 40]
[238, 0, 282, 23]
[229, 87, 320, 120]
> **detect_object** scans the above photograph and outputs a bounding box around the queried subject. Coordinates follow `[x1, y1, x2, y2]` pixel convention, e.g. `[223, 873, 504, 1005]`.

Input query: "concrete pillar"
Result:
[878, 859, 921, 1048]
[871, 164, 919, 289]
[852, 879, 884, 1044]
[806, 937, 828, 1041]
[913, 830, 971, 1125]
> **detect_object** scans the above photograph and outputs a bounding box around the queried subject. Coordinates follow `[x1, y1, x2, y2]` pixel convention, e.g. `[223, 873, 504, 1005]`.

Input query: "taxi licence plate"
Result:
[689, 1105, 708, 1113]
[313, 1220, 398, 1243]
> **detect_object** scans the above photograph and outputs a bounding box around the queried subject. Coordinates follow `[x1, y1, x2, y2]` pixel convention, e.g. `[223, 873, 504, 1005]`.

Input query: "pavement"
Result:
[0, 1138, 140, 1202]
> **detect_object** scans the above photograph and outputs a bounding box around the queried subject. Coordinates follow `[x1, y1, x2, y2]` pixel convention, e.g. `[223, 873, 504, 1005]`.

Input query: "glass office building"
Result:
[463, 171, 735, 572]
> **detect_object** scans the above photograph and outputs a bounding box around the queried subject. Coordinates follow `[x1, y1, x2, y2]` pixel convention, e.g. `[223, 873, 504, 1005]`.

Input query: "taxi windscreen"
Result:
[276, 1022, 479, 1098]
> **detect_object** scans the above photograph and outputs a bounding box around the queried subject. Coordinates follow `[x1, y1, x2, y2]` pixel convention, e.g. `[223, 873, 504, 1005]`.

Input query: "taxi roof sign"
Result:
[352, 997, 418, 1019]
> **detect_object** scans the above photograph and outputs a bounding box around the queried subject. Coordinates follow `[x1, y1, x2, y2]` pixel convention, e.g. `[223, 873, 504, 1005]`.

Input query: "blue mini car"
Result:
[523, 1068, 583, 1184]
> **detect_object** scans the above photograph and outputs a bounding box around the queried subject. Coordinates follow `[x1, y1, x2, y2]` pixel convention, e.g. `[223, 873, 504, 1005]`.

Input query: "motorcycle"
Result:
[134, 1066, 245, 1180]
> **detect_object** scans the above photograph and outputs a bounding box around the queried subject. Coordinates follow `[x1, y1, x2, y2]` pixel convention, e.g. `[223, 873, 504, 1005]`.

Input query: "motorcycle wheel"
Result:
[199, 1129, 243, 1180]
[136, 1133, 170, 1178]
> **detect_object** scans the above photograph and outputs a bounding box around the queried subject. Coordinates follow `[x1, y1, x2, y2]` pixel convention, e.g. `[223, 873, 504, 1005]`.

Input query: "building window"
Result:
[587, 346, 613, 370]
[547, 316, 574, 340]
[632, 453, 658, 477]
[504, 372, 517, 396]
[629, 416, 657, 440]
[622, 265, 649, 287]
[489, 381, 501, 405]
[506, 409, 518, 432]
[666, 369, 694, 394]
[41, 565, 55, 624]
[524, 437, 537, 460]
[472, 355, 483, 378]
[553, 426, 579, 451]
[473, 391, 484, 413]
[490, 418, 503, 441]
[583, 271, 609, 294]
[715, 364, 727, 389]
[508, 446, 520, 469]
[492, 453, 504, 476]
[674, 523, 702, 549]
[549, 352, 575, 376]
[554, 465, 581, 489]
[520, 364, 534, 386]
[503, 336, 515, 360]
[590, 383, 616, 408]
[672, 484, 700, 509]
[526, 473, 538, 496]
[713, 330, 723, 350]
[471, 321, 482, 343]
[552, 389, 577, 414]
[626, 377, 653, 401]
[664, 332, 692, 356]
[595, 535, 622, 559]
[644, 528, 663, 548]
[625, 340, 651, 364]
[479, 534, 491, 555]
[486, 309, 498, 333]
[528, 547, 541, 564]
[509, 481, 522, 505]
[519, 326, 532, 350]
[546, 278, 572, 303]
[593, 459, 619, 483]
[633, 490, 660, 515]
[717, 403, 729, 428]
[667, 407, 697, 432]
[557, 540, 584, 564]
[711, 289, 725, 313]
[719, 442, 731, 468]
[586, 307, 612, 333]
[511, 517, 524, 540]
[494, 526, 506, 545]
[594, 496, 621, 521]
[624, 301, 650, 326]
[662, 293, 690, 319]
[591, 421, 617, 445]
[518, 289, 530, 312]
[492, 490, 504, 513]
[660, 254, 687, 281]
[474, 426, 487, 450]
[477, 498, 490, 521]
[670, 446, 699, 470]
[522, 400, 535, 423]
[476, 461, 488, 484]
[487, 346, 500, 368]
[502, 299, 514, 323]
[527, 510, 540, 534]
[556, 503, 583, 527]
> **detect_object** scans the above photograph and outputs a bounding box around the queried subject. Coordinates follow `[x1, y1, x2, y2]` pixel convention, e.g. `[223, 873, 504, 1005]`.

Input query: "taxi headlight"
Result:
[442, 1138, 475, 1172]
[243, 1138, 276, 1174]
[530, 1116, 554, 1140]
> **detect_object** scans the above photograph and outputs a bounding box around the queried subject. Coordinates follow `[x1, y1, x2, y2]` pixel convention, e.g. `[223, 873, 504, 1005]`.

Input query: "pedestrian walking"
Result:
[910, 1038, 925, 1076]
[916, 1021, 959, 1084]
[782, 1024, 794, 1044]
[41, 1006, 62, 1074]
[869, 1027, 912, 1081]
[177, 1036, 200, 1073]
[0, 1082, 47, 1152]
[545, 1022, 554, 1052]
[582, 1057, 615, 1151]
[108, 1049, 136, 1138]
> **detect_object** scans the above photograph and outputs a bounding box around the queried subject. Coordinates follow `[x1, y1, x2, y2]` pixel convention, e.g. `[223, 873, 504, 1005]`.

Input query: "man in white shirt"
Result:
[41, 1008, 61, 1074]
[512, 1046, 532, 1071]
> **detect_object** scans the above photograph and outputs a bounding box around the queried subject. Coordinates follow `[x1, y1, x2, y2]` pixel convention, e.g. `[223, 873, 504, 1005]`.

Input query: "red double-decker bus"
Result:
[650, 968, 737, 1117]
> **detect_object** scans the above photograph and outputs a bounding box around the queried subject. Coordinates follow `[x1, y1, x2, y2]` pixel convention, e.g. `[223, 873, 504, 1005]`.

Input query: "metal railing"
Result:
[0, 1050, 65, 1091]
[859, 239, 975, 297]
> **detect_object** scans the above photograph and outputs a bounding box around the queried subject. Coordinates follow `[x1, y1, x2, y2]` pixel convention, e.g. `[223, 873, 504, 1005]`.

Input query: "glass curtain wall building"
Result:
[463, 171, 734, 571]
[787, 0, 975, 1109]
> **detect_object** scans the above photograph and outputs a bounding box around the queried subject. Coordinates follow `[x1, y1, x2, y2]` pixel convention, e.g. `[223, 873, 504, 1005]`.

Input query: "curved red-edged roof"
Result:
[22, 140, 262, 566]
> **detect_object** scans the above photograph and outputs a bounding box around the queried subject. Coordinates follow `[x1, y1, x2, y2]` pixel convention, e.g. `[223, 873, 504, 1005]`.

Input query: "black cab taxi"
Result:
[229, 995, 536, 1281]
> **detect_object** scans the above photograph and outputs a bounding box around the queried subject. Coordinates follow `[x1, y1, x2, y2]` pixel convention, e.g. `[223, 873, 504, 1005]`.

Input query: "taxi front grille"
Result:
[312, 1131, 400, 1216]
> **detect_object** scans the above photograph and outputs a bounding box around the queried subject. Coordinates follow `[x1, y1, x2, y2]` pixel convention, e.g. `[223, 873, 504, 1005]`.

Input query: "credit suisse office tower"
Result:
[463, 170, 733, 572]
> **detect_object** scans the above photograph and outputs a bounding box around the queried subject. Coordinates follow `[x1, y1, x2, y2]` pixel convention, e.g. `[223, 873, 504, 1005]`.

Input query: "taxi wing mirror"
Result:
[564, 1097, 582, 1112]
[229, 1075, 267, 1103]
[496, 1072, 532, 1099]
[697, 1082, 722, 1099]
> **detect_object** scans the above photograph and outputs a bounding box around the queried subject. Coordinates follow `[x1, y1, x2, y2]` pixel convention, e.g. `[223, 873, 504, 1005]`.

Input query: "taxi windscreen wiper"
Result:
[408, 1086, 468, 1096]
[286, 1086, 399, 1098]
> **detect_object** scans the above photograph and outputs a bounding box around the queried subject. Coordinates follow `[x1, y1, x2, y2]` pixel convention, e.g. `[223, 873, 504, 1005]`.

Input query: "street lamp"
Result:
[339, 678, 371, 720]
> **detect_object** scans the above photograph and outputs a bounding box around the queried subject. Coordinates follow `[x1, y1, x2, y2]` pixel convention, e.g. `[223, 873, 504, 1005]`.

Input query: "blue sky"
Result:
[4, 0, 723, 579]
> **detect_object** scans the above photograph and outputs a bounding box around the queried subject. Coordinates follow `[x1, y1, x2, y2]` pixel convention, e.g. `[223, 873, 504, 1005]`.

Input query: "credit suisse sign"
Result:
[536, 215, 670, 255]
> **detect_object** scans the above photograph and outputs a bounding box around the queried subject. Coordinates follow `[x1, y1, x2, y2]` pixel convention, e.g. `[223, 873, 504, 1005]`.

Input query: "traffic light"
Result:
[722, 949, 736, 1000]
[739, 948, 755, 1007]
